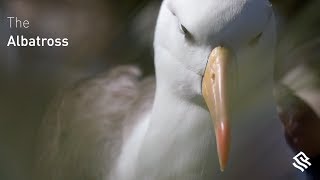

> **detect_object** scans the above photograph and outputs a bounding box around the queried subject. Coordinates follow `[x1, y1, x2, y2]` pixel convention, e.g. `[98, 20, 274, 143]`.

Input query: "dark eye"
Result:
[179, 24, 188, 34]
[248, 32, 263, 46]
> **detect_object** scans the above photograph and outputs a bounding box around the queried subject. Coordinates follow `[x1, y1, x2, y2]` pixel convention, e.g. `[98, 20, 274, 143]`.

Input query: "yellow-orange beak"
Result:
[202, 47, 232, 171]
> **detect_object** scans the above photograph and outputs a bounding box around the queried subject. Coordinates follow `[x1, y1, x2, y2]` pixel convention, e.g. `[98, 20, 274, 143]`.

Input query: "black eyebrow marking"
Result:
[248, 32, 263, 46]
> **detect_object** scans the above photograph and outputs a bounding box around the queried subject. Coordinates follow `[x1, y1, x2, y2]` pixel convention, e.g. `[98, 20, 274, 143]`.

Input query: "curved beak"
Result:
[202, 47, 232, 171]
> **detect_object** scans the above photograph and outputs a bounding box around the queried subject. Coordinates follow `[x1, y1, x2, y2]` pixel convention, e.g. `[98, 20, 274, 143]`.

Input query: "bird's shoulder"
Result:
[33, 65, 155, 179]
[44, 65, 148, 122]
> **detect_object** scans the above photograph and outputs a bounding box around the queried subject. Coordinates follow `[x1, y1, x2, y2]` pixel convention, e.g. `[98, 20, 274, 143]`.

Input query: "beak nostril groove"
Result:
[211, 73, 216, 81]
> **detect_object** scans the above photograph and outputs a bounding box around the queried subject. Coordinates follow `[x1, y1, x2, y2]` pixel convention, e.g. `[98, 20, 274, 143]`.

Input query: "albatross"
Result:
[33, 0, 301, 179]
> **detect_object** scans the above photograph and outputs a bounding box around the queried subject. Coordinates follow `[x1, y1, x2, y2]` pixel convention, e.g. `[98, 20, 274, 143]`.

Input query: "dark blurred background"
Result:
[0, 0, 161, 179]
[0, 0, 319, 179]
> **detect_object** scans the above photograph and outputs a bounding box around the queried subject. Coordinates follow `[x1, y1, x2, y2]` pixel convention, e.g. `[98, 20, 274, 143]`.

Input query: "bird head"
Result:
[153, 0, 277, 171]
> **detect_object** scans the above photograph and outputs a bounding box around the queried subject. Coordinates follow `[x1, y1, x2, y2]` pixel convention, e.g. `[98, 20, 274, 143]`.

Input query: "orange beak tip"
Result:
[216, 120, 230, 171]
